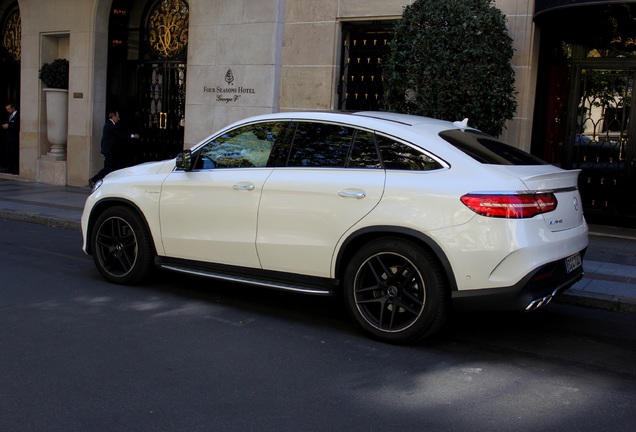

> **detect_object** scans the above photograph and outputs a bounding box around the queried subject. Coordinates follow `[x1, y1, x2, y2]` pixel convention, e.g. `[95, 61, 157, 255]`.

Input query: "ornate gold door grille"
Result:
[2, 6, 20, 61]
[147, 0, 189, 59]
[1, 3, 20, 124]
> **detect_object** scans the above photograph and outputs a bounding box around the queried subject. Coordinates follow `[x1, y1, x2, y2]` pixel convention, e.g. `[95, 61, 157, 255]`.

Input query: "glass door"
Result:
[566, 67, 636, 224]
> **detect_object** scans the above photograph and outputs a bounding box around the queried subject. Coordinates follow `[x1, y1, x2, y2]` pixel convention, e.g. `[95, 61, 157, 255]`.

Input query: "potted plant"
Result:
[39, 59, 69, 158]
[38, 58, 69, 89]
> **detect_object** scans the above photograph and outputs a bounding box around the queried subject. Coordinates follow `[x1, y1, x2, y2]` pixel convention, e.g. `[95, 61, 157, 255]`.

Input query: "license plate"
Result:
[565, 252, 582, 273]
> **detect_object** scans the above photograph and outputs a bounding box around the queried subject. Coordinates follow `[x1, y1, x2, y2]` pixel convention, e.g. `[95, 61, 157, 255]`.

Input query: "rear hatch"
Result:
[486, 165, 585, 232]
[519, 169, 585, 232]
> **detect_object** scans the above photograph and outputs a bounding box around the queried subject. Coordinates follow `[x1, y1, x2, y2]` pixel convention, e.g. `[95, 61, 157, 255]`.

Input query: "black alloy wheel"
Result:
[344, 237, 448, 344]
[91, 206, 154, 284]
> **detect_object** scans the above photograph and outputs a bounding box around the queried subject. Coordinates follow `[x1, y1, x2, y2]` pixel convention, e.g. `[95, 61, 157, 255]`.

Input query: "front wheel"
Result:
[91, 206, 155, 285]
[343, 238, 449, 344]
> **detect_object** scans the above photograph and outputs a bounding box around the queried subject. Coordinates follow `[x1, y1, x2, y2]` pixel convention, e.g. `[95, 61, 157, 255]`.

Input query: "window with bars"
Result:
[338, 22, 395, 111]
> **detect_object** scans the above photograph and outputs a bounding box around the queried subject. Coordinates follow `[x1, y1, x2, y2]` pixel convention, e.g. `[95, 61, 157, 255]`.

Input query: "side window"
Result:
[348, 130, 382, 168]
[193, 122, 285, 169]
[376, 134, 444, 171]
[287, 122, 355, 167]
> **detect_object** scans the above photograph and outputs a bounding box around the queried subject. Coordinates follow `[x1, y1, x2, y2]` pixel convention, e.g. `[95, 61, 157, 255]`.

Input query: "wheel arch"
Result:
[85, 198, 158, 257]
[334, 226, 459, 292]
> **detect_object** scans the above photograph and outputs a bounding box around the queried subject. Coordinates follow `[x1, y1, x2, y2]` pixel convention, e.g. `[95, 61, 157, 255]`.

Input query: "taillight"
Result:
[460, 193, 557, 218]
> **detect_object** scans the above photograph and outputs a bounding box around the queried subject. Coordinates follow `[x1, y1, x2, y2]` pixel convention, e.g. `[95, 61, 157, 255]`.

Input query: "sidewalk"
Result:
[1, 177, 635, 314]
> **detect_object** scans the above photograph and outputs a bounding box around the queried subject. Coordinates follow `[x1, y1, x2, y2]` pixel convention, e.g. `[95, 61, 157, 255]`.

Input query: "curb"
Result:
[0, 210, 80, 231]
[555, 289, 636, 314]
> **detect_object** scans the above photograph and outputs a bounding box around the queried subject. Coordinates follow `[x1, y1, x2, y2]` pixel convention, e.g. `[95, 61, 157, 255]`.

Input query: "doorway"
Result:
[535, 40, 636, 227]
[106, 0, 188, 165]
[0, 2, 20, 174]
[565, 64, 636, 226]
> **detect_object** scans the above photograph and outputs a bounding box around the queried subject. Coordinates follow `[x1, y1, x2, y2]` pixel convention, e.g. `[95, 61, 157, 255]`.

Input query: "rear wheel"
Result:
[343, 237, 448, 344]
[91, 206, 155, 284]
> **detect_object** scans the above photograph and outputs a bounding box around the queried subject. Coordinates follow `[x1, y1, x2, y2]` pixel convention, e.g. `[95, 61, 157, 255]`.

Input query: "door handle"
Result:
[232, 182, 256, 191]
[338, 189, 366, 199]
[159, 112, 167, 129]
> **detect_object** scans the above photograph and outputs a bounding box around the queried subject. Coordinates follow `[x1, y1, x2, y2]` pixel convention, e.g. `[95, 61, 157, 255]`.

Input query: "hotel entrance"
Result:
[106, 0, 188, 165]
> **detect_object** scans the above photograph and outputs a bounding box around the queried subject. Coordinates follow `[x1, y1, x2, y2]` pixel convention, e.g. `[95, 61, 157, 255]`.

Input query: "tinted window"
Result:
[194, 122, 285, 169]
[376, 134, 444, 171]
[348, 130, 382, 169]
[267, 122, 295, 167]
[440, 129, 548, 165]
[287, 122, 355, 167]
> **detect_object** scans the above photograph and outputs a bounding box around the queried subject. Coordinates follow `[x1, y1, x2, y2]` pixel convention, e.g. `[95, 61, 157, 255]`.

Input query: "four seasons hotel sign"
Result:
[204, 69, 257, 104]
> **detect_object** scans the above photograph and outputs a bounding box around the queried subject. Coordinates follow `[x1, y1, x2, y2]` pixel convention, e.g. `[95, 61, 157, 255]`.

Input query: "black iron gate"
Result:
[338, 23, 395, 111]
[135, 62, 186, 163]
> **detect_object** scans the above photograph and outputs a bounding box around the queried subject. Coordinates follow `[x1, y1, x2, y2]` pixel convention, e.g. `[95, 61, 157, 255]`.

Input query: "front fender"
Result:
[82, 176, 168, 256]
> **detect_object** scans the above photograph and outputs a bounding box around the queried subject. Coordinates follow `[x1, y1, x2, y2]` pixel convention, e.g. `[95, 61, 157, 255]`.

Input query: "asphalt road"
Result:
[1, 219, 635, 432]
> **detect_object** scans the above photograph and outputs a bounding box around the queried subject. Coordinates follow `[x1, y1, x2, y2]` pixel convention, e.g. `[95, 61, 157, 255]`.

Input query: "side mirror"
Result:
[175, 150, 193, 171]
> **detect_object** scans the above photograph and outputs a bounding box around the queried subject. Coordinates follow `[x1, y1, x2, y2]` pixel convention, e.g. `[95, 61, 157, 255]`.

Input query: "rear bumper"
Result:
[451, 248, 587, 312]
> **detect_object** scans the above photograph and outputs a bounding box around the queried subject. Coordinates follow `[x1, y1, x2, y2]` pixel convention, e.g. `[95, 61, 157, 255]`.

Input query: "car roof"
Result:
[352, 111, 458, 127]
[221, 111, 473, 136]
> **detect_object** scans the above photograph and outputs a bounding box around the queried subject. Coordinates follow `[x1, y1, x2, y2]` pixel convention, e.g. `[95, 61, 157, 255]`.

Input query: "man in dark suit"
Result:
[1, 102, 19, 174]
[90, 110, 139, 186]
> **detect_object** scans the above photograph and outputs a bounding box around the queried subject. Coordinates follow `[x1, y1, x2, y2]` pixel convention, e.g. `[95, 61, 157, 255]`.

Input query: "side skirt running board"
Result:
[159, 263, 335, 296]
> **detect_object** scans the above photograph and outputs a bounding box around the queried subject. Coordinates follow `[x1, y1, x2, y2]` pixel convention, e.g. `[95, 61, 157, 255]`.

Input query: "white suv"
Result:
[82, 111, 588, 344]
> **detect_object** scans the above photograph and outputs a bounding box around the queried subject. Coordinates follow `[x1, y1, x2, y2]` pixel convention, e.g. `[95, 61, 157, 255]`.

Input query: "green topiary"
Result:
[38, 58, 69, 89]
[382, 0, 517, 137]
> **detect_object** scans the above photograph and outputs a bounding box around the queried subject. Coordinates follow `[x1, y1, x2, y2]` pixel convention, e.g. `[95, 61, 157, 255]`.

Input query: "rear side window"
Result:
[376, 134, 444, 171]
[348, 130, 382, 168]
[287, 122, 354, 167]
[440, 129, 548, 165]
[270, 122, 383, 168]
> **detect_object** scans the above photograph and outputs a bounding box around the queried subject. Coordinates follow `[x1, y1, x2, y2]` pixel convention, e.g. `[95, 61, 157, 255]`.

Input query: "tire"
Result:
[343, 237, 449, 344]
[91, 206, 155, 285]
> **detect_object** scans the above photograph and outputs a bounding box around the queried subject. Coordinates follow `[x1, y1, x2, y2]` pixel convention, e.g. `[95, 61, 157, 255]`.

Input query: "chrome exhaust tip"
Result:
[525, 295, 553, 311]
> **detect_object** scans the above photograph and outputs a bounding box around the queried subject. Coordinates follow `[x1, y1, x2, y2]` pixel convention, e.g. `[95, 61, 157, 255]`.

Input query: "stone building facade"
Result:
[1, 0, 635, 226]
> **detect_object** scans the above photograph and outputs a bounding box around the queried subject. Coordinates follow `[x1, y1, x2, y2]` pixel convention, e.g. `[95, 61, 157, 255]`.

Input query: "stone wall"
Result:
[6, 0, 537, 186]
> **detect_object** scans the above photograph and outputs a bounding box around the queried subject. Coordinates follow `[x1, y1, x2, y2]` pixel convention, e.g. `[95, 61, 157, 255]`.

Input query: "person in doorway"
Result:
[1, 102, 19, 174]
[89, 110, 140, 186]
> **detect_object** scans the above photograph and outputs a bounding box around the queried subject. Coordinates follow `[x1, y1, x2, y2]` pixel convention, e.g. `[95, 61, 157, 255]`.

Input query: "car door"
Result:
[256, 122, 386, 278]
[159, 121, 286, 268]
